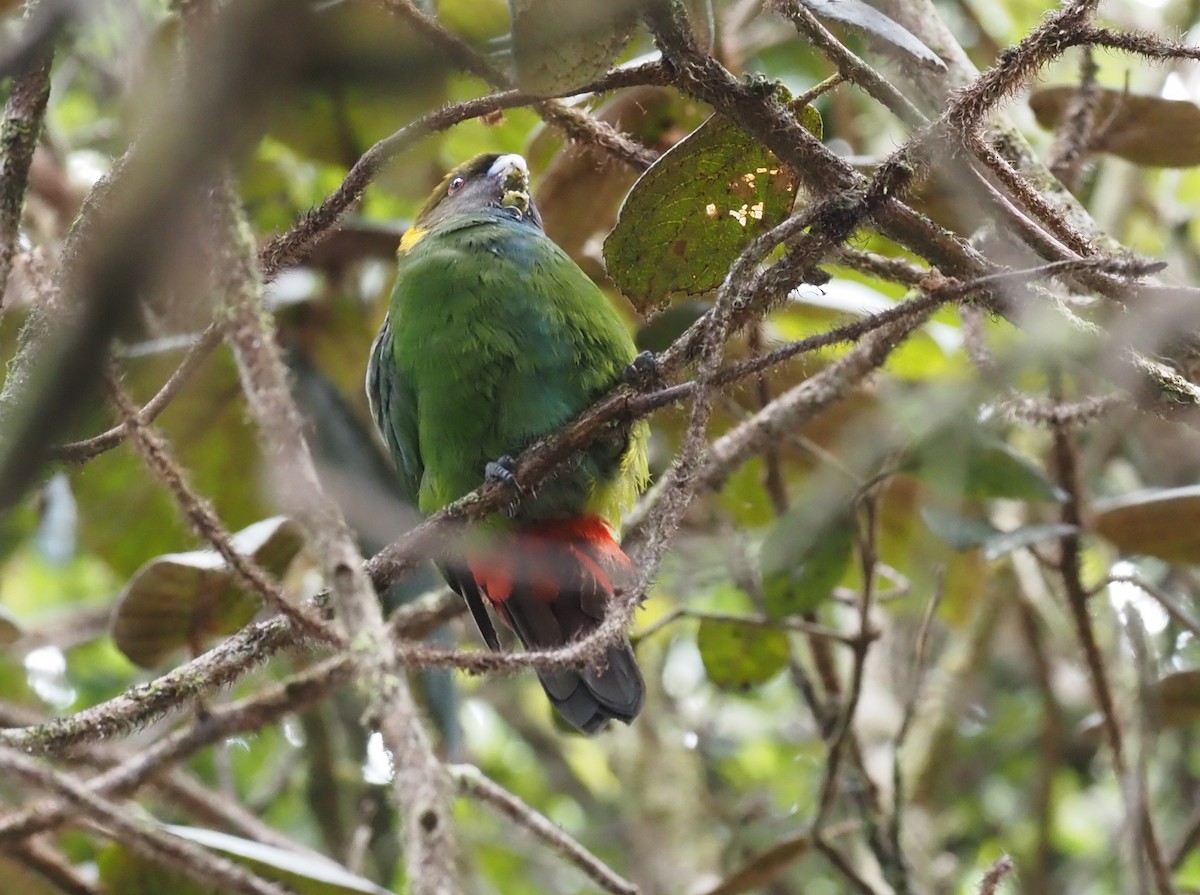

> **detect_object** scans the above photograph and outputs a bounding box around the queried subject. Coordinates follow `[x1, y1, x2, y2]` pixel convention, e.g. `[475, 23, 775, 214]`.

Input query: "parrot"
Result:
[366, 152, 650, 734]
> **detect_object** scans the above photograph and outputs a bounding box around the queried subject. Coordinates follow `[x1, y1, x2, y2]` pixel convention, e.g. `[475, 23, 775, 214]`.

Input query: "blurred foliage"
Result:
[3, 1, 1200, 895]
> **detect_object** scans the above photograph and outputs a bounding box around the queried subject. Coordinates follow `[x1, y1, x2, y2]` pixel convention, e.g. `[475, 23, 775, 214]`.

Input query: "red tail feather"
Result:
[462, 516, 644, 733]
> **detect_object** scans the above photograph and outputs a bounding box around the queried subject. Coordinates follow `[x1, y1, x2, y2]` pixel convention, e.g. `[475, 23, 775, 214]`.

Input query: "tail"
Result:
[445, 516, 644, 734]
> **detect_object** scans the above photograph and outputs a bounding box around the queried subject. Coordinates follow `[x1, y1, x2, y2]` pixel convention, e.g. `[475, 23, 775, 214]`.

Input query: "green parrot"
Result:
[366, 152, 649, 733]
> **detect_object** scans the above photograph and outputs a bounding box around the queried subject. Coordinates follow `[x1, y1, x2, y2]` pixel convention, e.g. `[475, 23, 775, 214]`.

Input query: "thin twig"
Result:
[378, 0, 656, 168]
[47, 324, 223, 463]
[451, 764, 640, 895]
[1101, 572, 1200, 642]
[775, 0, 927, 127]
[1050, 389, 1175, 895]
[979, 854, 1015, 895]
[1047, 47, 1099, 188]
[0, 746, 294, 895]
[105, 372, 341, 646]
[258, 60, 668, 280]
[889, 571, 944, 873]
[0, 657, 350, 846]
[0, 588, 457, 754]
[10, 837, 99, 895]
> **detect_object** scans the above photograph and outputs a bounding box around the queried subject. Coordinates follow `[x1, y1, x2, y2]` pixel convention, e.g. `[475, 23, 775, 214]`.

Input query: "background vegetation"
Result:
[1, 0, 1200, 893]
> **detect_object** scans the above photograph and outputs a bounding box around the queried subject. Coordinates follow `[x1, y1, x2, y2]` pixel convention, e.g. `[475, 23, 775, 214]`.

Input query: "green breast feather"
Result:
[369, 212, 648, 529]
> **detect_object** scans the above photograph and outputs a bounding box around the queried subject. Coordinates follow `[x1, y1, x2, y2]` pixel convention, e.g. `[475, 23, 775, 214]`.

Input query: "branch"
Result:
[978, 855, 1015, 895]
[378, 0, 657, 169]
[216, 176, 460, 895]
[46, 324, 223, 463]
[1049, 393, 1174, 895]
[0, 0, 314, 508]
[0, 657, 350, 846]
[0, 746, 294, 895]
[0, 1, 53, 315]
[10, 836, 99, 895]
[450, 764, 640, 895]
[775, 0, 926, 127]
[1079, 26, 1200, 61]
[105, 372, 340, 645]
[258, 58, 668, 281]
[0, 588, 459, 754]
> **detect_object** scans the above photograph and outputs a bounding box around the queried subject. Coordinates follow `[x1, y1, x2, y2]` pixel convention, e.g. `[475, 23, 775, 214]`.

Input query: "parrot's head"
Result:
[400, 153, 543, 253]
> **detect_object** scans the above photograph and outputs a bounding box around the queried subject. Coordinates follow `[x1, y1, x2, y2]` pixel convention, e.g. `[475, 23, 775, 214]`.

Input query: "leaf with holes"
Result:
[112, 516, 304, 669]
[697, 618, 789, 690]
[604, 104, 817, 311]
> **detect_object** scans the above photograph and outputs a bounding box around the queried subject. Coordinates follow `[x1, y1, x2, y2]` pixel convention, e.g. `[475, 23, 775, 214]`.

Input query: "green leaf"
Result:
[760, 510, 855, 618]
[918, 506, 999, 552]
[980, 522, 1077, 560]
[697, 618, 789, 690]
[1094, 485, 1200, 564]
[919, 506, 1075, 559]
[909, 429, 1066, 503]
[604, 104, 817, 311]
[111, 516, 304, 669]
[510, 0, 639, 95]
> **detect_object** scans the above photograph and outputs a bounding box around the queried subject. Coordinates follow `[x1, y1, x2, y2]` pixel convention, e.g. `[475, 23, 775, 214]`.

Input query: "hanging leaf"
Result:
[99, 825, 392, 895]
[797, 0, 945, 70]
[604, 103, 817, 311]
[1093, 485, 1200, 564]
[980, 522, 1077, 560]
[509, 0, 639, 95]
[697, 618, 789, 690]
[908, 428, 1066, 504]
[111, 517, 304, 669]
[1030, 86, 1200, 168]
[760, 509, 855, 618]
[166, 826, 393, 895]
[920, 506, 1075, 559]
[1149, 670, 1200, 730]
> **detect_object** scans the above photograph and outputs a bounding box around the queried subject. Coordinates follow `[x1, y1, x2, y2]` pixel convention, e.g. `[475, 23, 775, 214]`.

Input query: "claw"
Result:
[485, 454, 522, 519]
[622, 351, 660, 389]
[485, 454, 520, 488]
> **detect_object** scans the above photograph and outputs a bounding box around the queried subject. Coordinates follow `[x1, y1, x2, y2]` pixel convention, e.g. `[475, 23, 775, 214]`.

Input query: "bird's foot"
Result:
[485, 454, 522, 519]
[622, 351, 660, 389]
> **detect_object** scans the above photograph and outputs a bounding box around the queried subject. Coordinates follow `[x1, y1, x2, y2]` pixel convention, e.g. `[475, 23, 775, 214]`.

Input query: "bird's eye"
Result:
[447, 176, 466, 196]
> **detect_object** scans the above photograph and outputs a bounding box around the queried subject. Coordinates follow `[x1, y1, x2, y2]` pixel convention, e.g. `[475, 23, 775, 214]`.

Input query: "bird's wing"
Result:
[365, 313, 423, 505]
